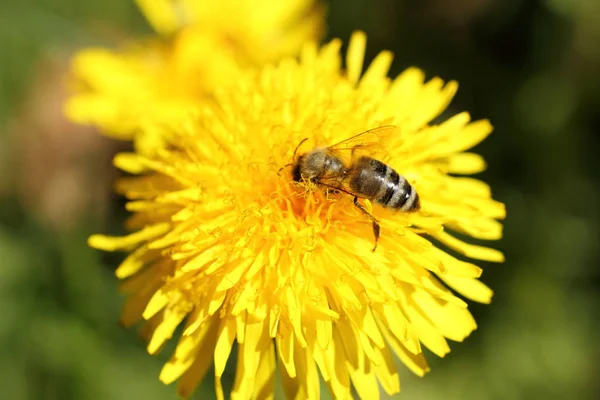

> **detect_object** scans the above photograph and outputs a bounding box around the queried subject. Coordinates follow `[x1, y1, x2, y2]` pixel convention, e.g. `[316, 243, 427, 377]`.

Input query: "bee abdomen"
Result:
[348, 157, 385, 198]
[380, 176, 420, 212]
[349, 156, 420, 212]
[371, 160, 420, 212]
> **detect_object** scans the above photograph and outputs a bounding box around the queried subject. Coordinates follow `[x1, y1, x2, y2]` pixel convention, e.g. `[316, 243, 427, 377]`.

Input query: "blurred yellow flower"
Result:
[89, 32, 505, 399]
[65, 0, 325, 155]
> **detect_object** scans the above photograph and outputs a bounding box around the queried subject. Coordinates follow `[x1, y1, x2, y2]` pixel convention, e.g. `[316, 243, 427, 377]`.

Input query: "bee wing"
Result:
[327, 125, 395, 162]
[314, 173, 354, 195]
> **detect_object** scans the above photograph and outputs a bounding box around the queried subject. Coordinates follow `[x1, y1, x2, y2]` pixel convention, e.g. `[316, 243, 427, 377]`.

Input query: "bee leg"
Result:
[353, 196, 380, 252]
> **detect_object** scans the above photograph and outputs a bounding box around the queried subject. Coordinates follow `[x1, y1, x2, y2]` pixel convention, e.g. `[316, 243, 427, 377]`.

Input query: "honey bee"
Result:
[283, 125, 420, 251]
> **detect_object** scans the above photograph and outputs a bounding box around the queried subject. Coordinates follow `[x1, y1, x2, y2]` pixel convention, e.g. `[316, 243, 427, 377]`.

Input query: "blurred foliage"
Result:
[1, 0, 599, 399]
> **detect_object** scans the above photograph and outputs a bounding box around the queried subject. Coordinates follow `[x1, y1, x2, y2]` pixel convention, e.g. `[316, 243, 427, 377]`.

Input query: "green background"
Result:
[0, 0, 598, 399]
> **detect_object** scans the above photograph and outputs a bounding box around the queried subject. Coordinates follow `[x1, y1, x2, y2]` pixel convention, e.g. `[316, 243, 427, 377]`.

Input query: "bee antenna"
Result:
[292, 138, 309, 161]
[278, 138, 308, 177]
[278, 163, 293, 176]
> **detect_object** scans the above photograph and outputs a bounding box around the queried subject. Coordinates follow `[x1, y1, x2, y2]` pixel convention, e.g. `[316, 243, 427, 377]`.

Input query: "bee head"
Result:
[292, 155, 304, 182]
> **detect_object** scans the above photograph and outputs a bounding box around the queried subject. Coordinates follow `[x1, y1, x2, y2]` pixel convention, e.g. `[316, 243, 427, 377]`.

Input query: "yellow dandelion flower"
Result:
[90, 32, 505, 399]
[65, 0, 325, 155]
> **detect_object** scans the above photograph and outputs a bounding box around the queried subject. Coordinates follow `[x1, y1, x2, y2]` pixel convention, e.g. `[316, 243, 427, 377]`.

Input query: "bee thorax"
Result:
[294, 149, 346, 181]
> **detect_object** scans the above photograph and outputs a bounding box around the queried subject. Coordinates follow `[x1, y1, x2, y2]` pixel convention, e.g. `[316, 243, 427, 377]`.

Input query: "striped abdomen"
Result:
[348, 156, 420, 211]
